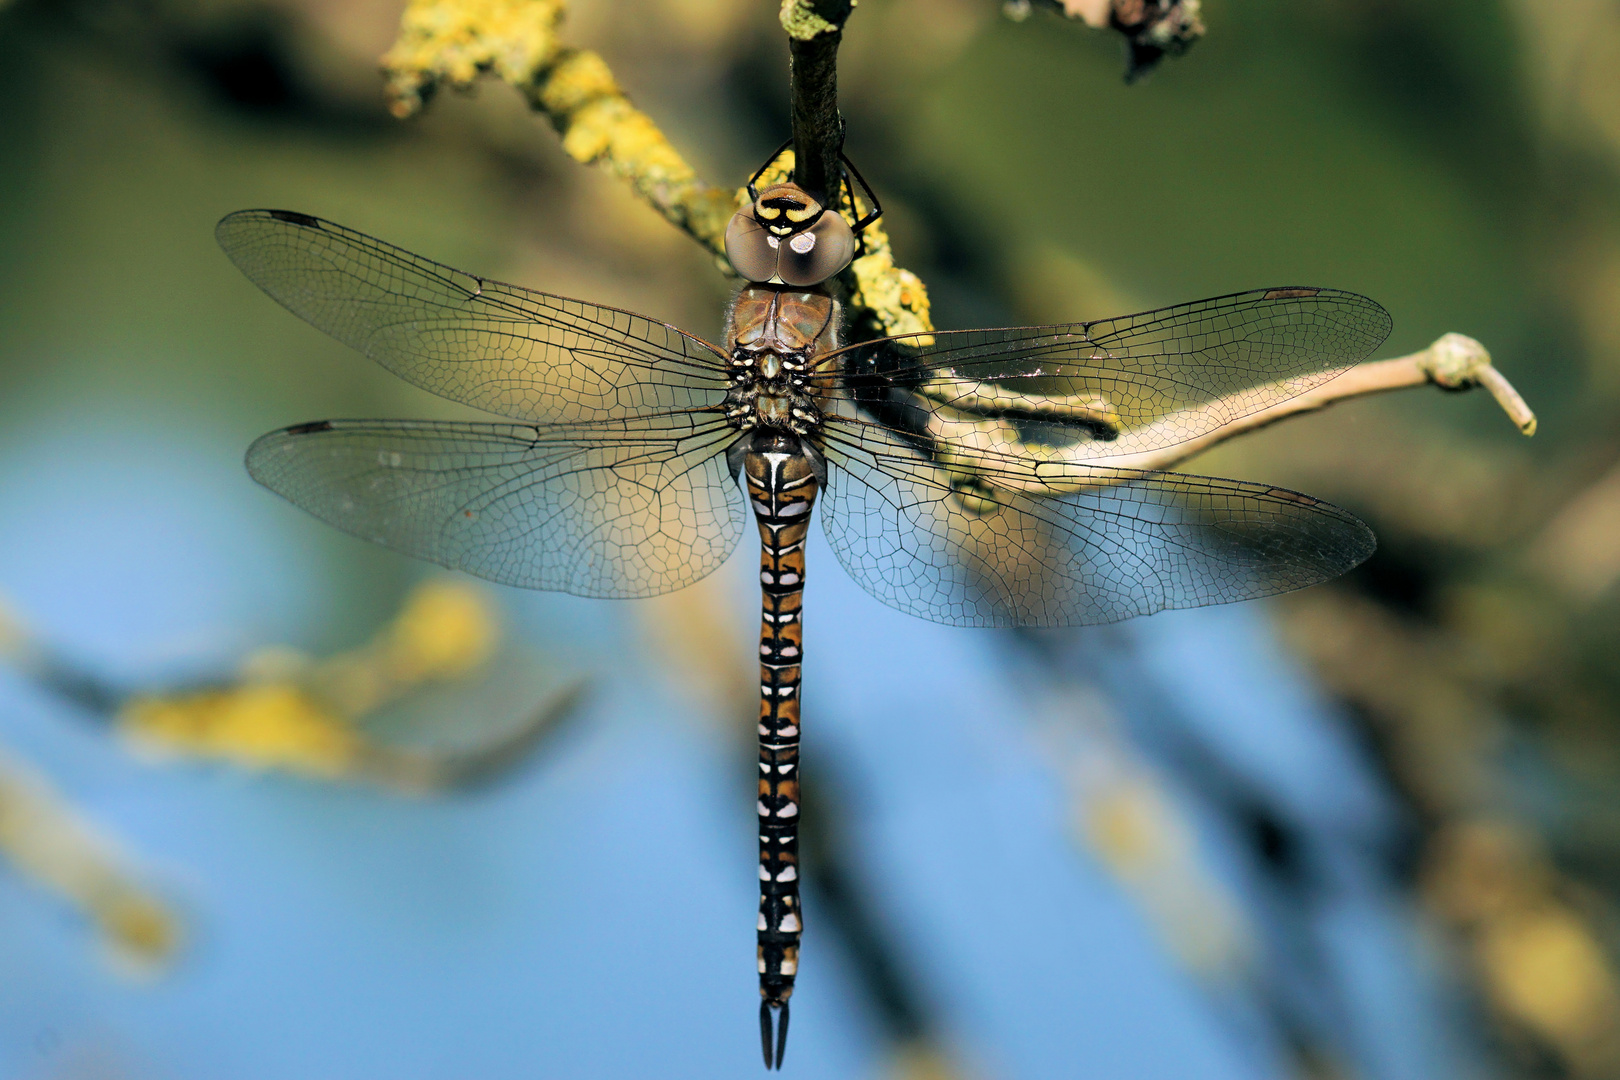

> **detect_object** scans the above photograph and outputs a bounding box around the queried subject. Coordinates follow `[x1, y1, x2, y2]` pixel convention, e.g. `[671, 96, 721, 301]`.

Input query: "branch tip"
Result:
[779, 0, 855, 41]
[1422, 333, 1538, 436]
[1018, 0, 1204, 80]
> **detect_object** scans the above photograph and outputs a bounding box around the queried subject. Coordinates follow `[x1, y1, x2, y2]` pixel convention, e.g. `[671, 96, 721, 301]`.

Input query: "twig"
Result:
[920, 333, 1536, 493]
[1010, 0, 1205, 80]
[781, 0, 855, 200]
[1120, 332, 1537, 468]
[0, 748, 181, 971]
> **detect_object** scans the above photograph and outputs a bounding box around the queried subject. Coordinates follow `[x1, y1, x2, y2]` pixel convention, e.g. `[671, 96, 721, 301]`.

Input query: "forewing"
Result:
[818, 420, 1373, 628]
[247, 416, 746, 597]
[217, 210, 728, 423]
[821, 288, 1391, 458]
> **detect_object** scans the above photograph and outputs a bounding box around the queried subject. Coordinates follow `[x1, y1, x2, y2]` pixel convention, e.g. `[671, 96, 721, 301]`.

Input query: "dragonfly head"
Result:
[726, 182, 856, 287]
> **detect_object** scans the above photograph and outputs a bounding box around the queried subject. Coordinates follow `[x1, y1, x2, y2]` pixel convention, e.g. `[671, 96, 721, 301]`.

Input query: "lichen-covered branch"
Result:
[378, 1, 1531, 472]
[383, 0, 737, 257]
[0, 748, 180, 971]
[382, 0, 933, 342]
[0, 584, 582, 793]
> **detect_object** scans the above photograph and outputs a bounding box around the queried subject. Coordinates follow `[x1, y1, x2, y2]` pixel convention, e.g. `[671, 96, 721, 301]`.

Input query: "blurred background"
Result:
[0, 0, 1615, 1077]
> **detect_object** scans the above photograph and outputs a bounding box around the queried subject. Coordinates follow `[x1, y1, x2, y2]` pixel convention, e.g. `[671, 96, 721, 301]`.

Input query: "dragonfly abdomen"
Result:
[743, 432, 818, 1069]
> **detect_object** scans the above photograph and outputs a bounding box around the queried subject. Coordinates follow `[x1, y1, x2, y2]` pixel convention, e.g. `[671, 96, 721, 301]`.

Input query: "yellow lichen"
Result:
[115, 581, 504, 782]
[530, 49, 737, 253]
[779, 0, 848, 40]
[386, 579, 498, 682]
[532, 47, 616, 116]
[0, 749, 182, 970]
[383, 1, 736, 255]
[382, 0, 567, 118]
[850, 247, 934, 342]
[119, 684, 361, 777]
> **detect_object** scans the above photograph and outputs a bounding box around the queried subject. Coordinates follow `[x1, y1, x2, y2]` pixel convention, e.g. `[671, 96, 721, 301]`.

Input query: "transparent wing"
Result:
[819, 288, 1391, 458]
[217, 210, 728, 423]
[818, 419, 1374, 628]
[247, 415, 746, 597]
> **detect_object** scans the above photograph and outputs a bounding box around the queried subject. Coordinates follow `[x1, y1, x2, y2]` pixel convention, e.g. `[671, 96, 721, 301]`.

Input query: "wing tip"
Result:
[215, 209, 327, 255]
[243, 421, 334, 482]
[1258, 284, 1394, 353]
[283, 420, 335, 436]
[266, 209, 323, 229]
[217, 208, 324, 229]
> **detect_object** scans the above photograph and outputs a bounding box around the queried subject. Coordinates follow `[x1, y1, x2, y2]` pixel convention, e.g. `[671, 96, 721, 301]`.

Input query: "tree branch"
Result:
[781, 0, 854, 200]
[1112, 332, 1537, 471]
[383, 0, 736, 257]
[0, 584, 583, 794]
[919, 333, 1536, 495]
[377, 1, 1534, 474]
[381, 0, 933, 340]
[0, 748, 180, 970]
[1011, 0, 1205, 81]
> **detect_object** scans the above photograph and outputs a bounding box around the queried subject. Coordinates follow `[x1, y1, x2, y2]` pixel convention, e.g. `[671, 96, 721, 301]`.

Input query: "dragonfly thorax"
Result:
[725, 347, 822, 435]
[722, 284, 840, 437]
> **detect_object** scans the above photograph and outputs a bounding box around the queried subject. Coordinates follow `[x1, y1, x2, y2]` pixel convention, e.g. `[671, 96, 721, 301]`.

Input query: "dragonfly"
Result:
[219, 158, 1388, 1069]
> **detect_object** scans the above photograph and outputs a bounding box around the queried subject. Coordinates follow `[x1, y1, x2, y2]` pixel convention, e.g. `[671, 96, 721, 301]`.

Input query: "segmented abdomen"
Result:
[743, 440, 818, 1012]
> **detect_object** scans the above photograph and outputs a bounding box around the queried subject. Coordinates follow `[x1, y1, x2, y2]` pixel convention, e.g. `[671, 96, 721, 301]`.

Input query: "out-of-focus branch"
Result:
[122, 581, 586, 792]
[1007, 0, 1205, 81]
[1528, 460, 1620, 601]
[1281, 592, 1620, 1079]
[0, 583, 584, 794]
[0, 748, 180, 972]
[0, 600, 122, 716]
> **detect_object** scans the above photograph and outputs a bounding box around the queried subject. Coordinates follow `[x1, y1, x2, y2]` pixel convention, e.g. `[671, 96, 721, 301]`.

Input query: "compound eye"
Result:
[725, 210, 780, 283]
[776, 211, 857, 287]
